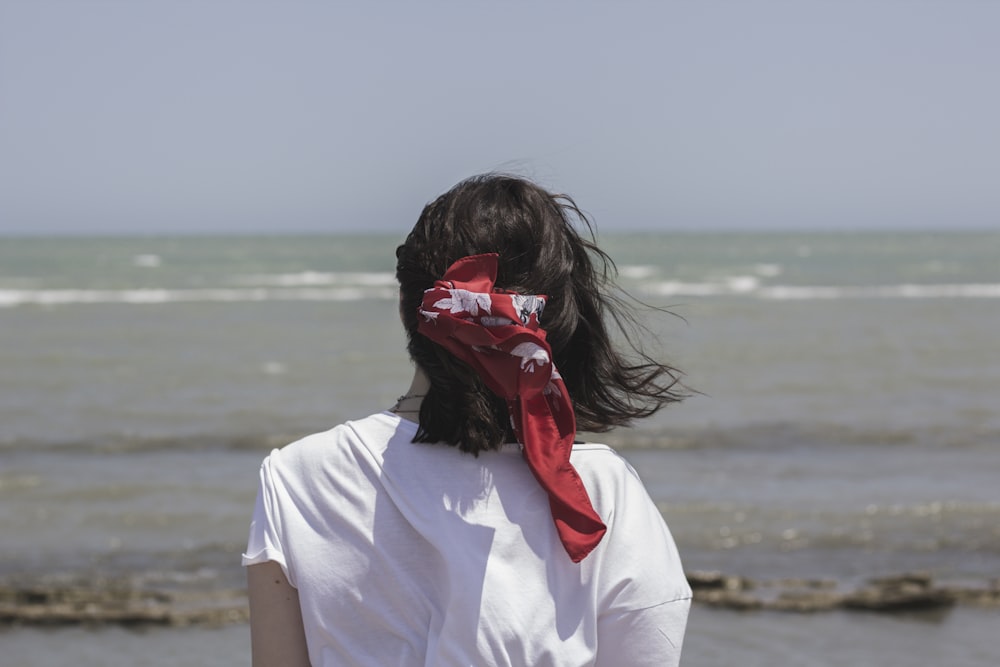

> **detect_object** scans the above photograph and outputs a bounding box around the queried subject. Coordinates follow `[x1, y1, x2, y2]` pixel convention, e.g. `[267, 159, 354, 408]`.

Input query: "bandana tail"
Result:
[516, 392, 607, 563]
[417, 253, 609, 562]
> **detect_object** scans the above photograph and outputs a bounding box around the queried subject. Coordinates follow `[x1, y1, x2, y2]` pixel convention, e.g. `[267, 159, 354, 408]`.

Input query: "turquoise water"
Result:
[2, 231, 999, 664]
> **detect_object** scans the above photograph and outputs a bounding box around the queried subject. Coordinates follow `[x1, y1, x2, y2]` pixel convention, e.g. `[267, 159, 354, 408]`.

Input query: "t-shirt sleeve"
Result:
[595, 598, 691, 667]
[241, 454, 291, 579]
[592, 452, 692, 666]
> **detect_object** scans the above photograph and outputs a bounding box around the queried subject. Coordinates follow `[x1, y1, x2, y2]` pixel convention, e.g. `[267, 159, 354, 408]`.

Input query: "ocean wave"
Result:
[6, 421, 997, 454]
[753, 263, 783, 277]
[759, 284, 1000, 300]
[0, 432, 296, 454]
[229, 271, 396, 287]
[599, 421, 1000, 451]
[618, 265, 658, 280]
[642, 275, 762, 297]
[7, 278, 997, 307]
[642, 280, 1000, 300]
[0, 286, 398, 308]
[131, 254, 162, 268]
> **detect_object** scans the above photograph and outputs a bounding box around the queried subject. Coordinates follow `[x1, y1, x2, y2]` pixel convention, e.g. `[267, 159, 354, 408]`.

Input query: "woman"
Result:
[244, 174, 691, 666]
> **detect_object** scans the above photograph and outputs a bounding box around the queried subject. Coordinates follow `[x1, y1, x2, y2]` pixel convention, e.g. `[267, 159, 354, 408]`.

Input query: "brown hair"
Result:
[395, 174, 685, 454]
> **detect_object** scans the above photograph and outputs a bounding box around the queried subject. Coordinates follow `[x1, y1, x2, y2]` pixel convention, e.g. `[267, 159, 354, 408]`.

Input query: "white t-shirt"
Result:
[243, 411, 691, 667]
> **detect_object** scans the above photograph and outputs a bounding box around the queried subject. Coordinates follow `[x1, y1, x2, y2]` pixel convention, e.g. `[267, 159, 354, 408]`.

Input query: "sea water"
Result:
[1, 231, 998, 665]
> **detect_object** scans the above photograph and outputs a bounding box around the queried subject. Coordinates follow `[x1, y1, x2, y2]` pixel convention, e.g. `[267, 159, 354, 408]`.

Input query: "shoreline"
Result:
[686, 570, 1000, 613]
[2, 570, 998, 628]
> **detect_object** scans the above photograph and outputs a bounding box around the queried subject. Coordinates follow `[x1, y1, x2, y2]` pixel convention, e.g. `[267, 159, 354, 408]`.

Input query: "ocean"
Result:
[2, 231, 999, 665]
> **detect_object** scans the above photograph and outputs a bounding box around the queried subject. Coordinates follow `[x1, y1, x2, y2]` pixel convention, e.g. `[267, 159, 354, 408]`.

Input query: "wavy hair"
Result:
[395, 174, 685, 454]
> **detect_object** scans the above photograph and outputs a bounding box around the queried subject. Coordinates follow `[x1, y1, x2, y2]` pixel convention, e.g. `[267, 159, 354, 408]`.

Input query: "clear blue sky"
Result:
[1, 1, 998, 234]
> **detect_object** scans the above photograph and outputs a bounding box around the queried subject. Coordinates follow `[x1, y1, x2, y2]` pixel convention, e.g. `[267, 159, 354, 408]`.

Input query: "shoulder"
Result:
[569, 442, 632, 468]
[271, 412, 407, 459]
[263, 412, 413, 482]
[262, 425, 343, 476]
[568, 443, 648, 505]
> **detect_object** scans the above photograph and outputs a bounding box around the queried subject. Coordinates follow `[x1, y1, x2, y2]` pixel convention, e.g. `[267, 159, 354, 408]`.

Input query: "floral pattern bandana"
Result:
[417, 253, 607, 562]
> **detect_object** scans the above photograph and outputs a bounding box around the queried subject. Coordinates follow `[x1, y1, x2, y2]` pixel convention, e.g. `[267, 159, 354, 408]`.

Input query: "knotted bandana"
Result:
[416, 253, 607, 562]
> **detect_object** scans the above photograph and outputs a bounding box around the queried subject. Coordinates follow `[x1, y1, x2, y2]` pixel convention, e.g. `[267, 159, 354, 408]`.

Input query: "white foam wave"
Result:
[726, 275, 760, 293]
[646, 275, 761, 297]
[644, 281, 728, 297]
[132, 254, 162, 268]
[231, 271, 396, 287]
[5, 281, 999, 307]
[753, 263, 783, 277]
[0, 286, 398, 308]
[642, 280, 1000, 300]
[760, 284, 1000, 300]
[619, 265, 658, 280]
[260, 361, 287, 375]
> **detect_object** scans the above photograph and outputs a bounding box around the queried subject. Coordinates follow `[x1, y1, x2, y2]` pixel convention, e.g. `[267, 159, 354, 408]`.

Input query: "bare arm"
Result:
[247, 561, 312, 667]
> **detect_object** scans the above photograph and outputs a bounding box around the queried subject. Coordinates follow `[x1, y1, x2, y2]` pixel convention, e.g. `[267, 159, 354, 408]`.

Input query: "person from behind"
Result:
[244, 173, 692, 666]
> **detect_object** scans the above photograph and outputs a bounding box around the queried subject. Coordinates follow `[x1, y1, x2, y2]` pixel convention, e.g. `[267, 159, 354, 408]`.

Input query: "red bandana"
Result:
[416, 253, 607, 562]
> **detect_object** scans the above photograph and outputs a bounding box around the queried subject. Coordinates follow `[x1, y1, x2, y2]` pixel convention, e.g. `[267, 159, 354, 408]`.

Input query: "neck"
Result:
[392, 367, 431, 414]
[403, 367, 431, 399]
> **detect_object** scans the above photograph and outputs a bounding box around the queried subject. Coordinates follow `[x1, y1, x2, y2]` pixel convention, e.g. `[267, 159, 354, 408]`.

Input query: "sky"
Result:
[1, 1, 998, 235]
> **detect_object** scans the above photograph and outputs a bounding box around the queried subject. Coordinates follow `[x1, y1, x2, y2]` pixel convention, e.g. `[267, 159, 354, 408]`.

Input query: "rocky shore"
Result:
[2, 571, 998, 627]
[687, 571, 1000, 612]
[0, 577, 249, 628]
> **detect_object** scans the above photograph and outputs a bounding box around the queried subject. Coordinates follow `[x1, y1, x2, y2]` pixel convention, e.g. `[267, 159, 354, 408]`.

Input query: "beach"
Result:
[2, 231, 998, 665]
